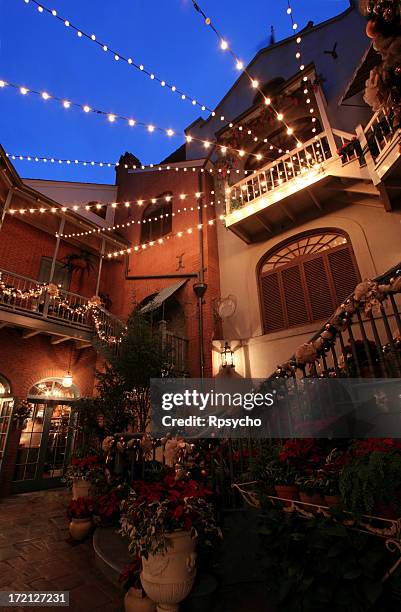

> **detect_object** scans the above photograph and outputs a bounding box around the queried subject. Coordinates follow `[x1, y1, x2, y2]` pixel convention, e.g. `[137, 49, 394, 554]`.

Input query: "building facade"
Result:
[0, 0, 400, 494]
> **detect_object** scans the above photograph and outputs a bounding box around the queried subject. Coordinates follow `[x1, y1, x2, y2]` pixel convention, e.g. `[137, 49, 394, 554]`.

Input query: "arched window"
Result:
[258, 231, 360, 333]
[140, 193, 172, 243]
[28, 378, 80, 401]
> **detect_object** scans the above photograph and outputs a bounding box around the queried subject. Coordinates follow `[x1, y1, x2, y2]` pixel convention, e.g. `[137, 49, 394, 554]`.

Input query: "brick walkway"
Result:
[0, 489, 123, 611]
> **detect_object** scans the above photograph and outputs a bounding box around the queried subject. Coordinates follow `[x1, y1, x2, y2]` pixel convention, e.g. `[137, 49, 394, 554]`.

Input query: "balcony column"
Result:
[43, 216, 65, 317]
[0, 188, 13, 231]
[313, 86, 337, 156]
[95, 238, 105, 296]
[355, 124, 380, 185]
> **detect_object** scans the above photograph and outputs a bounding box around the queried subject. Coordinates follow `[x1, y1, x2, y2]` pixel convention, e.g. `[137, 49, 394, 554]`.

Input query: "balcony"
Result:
[356, 106, 401, 209]
[0, 268, 125, 346]
[224, 130, 374, 243]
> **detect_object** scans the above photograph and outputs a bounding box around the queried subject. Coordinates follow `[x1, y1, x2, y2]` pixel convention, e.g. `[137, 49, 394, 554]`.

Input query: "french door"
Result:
[12, 402, 77, 493]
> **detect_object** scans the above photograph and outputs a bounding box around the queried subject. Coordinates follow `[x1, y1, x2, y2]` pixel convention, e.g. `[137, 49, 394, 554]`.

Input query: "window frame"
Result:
[258, 230, 360, 334]
[140, 194, 173, 244]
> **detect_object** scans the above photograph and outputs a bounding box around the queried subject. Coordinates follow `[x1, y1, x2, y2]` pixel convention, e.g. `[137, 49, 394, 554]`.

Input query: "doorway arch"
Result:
[13, 377, 80, 492]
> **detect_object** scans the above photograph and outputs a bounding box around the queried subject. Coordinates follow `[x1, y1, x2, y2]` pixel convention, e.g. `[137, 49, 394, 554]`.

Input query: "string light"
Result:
[105, 215, 226, 259]
[190, 0, 303, 148]
[23, 0, 213, 113]
[8, 190, 220, 220]
[0, 78, 271, 163]
[6, 152, 256, 177]
[285, 0, 317, 138]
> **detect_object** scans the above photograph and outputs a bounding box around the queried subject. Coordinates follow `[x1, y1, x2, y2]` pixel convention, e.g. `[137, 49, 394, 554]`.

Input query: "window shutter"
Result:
[328, 247, 359, 305]
[303, 257, 335, 321]
[260, 272, 285, 332]
[281, 265, 309, 327]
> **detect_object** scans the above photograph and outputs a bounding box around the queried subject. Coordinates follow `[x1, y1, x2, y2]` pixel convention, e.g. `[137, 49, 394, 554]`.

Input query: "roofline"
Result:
[0, 144, 127, 247]
[23, 177, 116, 189]
[195, 5, 354, 129]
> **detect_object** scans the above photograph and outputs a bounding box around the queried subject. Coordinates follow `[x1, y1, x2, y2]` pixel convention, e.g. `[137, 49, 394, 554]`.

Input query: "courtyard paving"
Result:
[0, 489, 271, 612]
[0, 489, 123, 611]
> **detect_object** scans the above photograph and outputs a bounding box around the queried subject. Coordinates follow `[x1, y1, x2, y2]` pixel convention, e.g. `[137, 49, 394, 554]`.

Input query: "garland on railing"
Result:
[274, 267, 401, 377]
[0, 273, 126, 345]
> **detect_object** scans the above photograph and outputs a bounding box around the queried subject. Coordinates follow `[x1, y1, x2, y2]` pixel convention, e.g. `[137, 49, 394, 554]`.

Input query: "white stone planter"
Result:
[141, 531, 197, 612]
[72, 478, 92, 500]
[124, 587, 156, 612]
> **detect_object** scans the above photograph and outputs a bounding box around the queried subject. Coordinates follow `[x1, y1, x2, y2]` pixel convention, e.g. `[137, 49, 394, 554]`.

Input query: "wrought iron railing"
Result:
[0, 267, 124, 341]
[225, 131, 332, 215]
[270, 262, 401, 379]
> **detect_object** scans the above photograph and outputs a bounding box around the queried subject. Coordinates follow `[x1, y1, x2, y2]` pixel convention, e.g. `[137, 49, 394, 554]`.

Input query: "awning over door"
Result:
[139, 279, 187, 314]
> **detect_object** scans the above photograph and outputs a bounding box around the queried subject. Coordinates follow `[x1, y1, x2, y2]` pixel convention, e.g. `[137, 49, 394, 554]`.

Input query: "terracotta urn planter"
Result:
[274, 485, 299, 501]
[72, 478, 92, 500]
[124, 588, 156, 612]
[141, 531, 197, 612]
[324, 495, 341, 508]
[69, 517, 92, 541]
[299, 491, 324, 506]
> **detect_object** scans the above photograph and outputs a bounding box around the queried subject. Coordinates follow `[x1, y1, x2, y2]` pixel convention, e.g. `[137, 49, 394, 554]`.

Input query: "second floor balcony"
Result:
[0, 267, 125, 346]
[224, 128, 373, 243]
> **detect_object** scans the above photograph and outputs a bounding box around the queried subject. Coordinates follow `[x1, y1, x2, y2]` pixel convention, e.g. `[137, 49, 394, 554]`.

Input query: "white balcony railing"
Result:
[225, 132, 332, 215]
[363, 106, 396, 161]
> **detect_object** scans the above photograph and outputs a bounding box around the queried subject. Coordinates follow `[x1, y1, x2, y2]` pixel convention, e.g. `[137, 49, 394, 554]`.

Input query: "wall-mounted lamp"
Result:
[221, 342, 235, 369]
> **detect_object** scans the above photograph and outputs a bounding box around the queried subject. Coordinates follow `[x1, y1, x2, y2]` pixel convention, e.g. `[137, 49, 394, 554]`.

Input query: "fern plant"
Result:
[339, 450, 401, 516]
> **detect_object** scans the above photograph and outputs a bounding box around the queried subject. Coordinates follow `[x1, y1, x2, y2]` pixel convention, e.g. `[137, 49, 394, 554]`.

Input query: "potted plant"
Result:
[95, 487, 124, 526]
[339, 439, 401, 517]
[321, 447, 349, 508]
[67, 497, 95, 541]
[61, 250, 95, 275]
[270, 460, 299, 502]
[120, 472, 220, 611]
[64, 455, 104, 499]
[296, 472, 325, 506]
[119, 557, 156, 612]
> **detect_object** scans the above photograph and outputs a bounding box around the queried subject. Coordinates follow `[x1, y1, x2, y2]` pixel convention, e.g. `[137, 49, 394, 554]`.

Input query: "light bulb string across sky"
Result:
[22, 0, 214, 114]
[0, 78, 275, 163]
[285, 1, 318, 139]
[6, 151, 256, 177]
[21, 0, 293, 156]
[190, 0, 304, 149]
[8, 191, 218, 216]
[104, 215, 225, 259]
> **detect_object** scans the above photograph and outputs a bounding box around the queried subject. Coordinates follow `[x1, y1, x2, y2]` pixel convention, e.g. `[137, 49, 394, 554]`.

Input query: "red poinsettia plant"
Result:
[67, 497, 95, 520]
[353, 438, 401, 456]
[118, 555, 142, 592]
[120, 471, 220, 558]
[279, 439, 323, 468]
[96, 488, 123, 525]
[63, 455, 104, 487]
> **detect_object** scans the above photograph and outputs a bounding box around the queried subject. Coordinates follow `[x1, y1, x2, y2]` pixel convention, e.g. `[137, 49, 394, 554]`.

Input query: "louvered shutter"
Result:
[281, 265, 309, 327]
[327, 247, 359, 305]
[260, 272, 285, 332]
[303, 257, 335, 321]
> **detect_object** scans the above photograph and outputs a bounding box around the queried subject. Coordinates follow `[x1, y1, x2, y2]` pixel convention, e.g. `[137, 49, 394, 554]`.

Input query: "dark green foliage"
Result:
[75, 310, 169, 447]
[258, 503, 396, 611]
[340, 450, 401, 516]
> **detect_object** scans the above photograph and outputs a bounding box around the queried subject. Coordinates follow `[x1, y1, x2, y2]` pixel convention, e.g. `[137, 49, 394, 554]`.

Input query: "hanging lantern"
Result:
[221, 342, 235, 368]
[62, 372, 73, 388]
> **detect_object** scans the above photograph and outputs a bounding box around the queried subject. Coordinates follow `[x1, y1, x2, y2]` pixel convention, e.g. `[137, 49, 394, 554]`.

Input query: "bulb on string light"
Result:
[220, 39, 228, 50]
[20, 87, 28, 95]
[108, 114, 116, 122]
[128, 119, 135, 127]
[251, 79, 259, 89]
[63, 100, 71, 108]
[83, 105, 91, 113]
[147, 125, 155, 132]
[236, 60, 244, 70]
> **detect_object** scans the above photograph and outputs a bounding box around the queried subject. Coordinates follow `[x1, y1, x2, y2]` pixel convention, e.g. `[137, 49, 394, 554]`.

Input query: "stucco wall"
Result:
[214, 201, 401, 379]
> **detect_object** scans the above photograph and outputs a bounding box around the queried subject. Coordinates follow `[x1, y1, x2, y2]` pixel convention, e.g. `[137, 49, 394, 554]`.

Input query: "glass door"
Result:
[12, 402, 76, 493]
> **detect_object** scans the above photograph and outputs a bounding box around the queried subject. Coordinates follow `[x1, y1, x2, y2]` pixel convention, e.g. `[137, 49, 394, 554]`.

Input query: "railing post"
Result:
[0, 188, 13, 232]
[313, 86, 337, 157]
[95, 238, 105, 296]
[44, 217, 65, 318]
[355, 124, 380, 184]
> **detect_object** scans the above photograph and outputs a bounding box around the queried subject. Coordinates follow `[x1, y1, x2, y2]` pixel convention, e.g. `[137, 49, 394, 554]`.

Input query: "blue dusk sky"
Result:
[0, 0, 349, 184]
